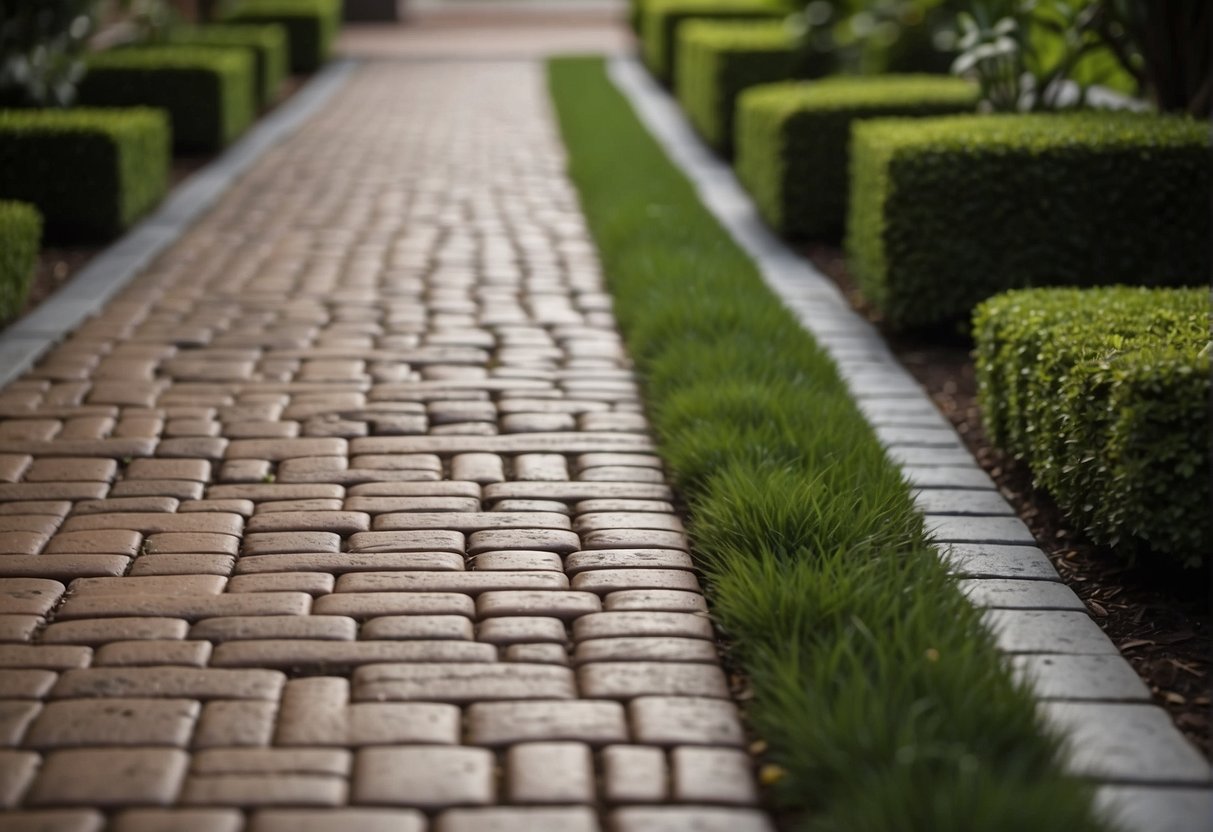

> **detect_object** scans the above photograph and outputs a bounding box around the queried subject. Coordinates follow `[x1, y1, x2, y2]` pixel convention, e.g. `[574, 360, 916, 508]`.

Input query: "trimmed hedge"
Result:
[974, 287, 1211, 567]
[0, 108, 169, 240]
[219, 0, 341, 73]
[165, 24, 289, 107]
[736, 75, 978, 239]
[846, 112, 1211, 328]
[675, 19, 798, 154]
[641, 0, 785, 86]
[79, 47, 255, 153]
[0, 201, 42, 321]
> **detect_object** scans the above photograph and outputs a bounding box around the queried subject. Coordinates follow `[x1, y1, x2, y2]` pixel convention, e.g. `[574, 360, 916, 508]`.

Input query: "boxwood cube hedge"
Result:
[846, 112, 1211, 328]
[735, 75, 978, 239]
[0, 201, 42, 321]
[973, 286, 1211, 567]
[675, 19, 801, 155]
[219, 0, 341, 74]
[0, 108, 169, 240]
[165, 24, 289, 107]
[641, 0, 786, 86]
[79, 47, 255, 153]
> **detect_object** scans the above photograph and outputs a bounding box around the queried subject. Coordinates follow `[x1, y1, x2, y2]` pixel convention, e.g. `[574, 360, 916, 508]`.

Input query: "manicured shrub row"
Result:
[549, 56, 1105, 832]
[974, 286, 1211, 568]
[675, 19, 798, 154]
[165, 24, 290, 107]
[641, 0, 785, 86]
[0, 108, 169, 240]
[735, 75, 978, 239]
[0, 201, 42, 321]
[79, 47, 255, 153]
[220, 0, 341, 73]
[846, 112, 1211, 328]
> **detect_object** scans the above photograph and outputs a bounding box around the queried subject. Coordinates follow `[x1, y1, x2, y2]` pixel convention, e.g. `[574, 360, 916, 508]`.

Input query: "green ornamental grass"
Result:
[549, 56, 1109, 831]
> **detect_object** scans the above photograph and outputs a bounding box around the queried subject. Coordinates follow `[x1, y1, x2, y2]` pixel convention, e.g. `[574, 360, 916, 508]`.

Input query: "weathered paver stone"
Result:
[353, 746, 496, 809]
[506, 742, 595, 803]
[603, 745, 668, 803]
[467, 701, 628, 746]
[610, 807, 776, 832]
[435, 807, 601, 832]
[0, 46, 761, 826]
[26, 748, 189, 806]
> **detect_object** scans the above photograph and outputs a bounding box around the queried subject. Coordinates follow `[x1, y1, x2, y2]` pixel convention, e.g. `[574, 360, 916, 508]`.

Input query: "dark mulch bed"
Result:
[805, 243, 1211, 760]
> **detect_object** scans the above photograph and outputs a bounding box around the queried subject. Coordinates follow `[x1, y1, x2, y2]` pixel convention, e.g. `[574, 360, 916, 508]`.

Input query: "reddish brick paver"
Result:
[0, 24, 770, 831]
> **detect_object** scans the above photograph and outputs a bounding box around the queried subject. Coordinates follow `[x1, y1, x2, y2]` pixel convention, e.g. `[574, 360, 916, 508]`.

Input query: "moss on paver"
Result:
[550, 55, 1110, 831]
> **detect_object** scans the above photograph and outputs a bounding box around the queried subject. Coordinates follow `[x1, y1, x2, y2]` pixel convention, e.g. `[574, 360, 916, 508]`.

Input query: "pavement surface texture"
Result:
[0, 11, 775, 830]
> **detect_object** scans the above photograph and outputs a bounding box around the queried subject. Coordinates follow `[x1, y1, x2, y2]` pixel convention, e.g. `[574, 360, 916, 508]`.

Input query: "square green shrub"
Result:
[220, 0, 341, 73]
[0, 108, 169, 240]
[0, 201, 42, 321]
[736, 75, 978, 240]
[973, 286, 1211, 567]
[165, 24, 289, 107]
[675, 19, 799, 155]
[630, 0, 646, 32]
[846, 112, 1211, 328]
[641, 0, 786, 86]
[79, 47, 255, 153]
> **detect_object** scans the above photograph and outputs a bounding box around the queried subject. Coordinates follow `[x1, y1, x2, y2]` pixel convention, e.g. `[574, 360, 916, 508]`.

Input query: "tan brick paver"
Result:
[0, 47, 770, 830]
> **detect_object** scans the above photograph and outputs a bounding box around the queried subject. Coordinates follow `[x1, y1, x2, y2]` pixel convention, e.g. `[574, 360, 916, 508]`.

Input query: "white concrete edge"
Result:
[0, 58, 361, 389]
[604, 53, 1212, 820]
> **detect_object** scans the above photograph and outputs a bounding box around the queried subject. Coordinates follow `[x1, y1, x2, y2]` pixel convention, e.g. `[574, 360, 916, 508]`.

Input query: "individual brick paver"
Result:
[0, 48, 766, 828]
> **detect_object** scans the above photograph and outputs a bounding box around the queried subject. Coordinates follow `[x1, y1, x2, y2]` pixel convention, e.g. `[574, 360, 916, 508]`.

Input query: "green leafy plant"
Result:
[1097, 0, 1210, 117]
[974, 286, 1210, 566]
[0, 0, 98, 106]
[789, 0, 962, 77]
[951, 0, 1133, 111]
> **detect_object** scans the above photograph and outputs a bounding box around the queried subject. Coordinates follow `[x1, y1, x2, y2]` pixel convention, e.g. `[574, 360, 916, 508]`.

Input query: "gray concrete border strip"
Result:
[606, 53, 1212, 829]
[0, 58, 360, 389]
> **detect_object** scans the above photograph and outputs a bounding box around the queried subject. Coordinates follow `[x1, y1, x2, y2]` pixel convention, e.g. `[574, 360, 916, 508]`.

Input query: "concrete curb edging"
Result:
[0, 58, 360, 389]
[606, 54, 1212, 831]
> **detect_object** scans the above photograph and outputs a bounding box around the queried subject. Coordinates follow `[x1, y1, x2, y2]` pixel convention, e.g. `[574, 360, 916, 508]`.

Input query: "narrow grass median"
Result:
[548, 56, 1107, 831]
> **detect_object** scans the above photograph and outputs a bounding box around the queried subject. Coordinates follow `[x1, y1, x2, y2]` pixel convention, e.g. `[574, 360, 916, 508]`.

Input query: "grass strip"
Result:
[548, 56, 1108, 832]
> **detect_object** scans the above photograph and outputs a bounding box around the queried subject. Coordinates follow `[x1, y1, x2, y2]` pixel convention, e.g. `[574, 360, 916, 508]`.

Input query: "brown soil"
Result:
[806, 243, 1211, 759]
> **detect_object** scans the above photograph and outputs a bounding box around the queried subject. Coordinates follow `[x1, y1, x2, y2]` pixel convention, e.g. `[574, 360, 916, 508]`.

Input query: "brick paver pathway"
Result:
[0, 55, 771, 831]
